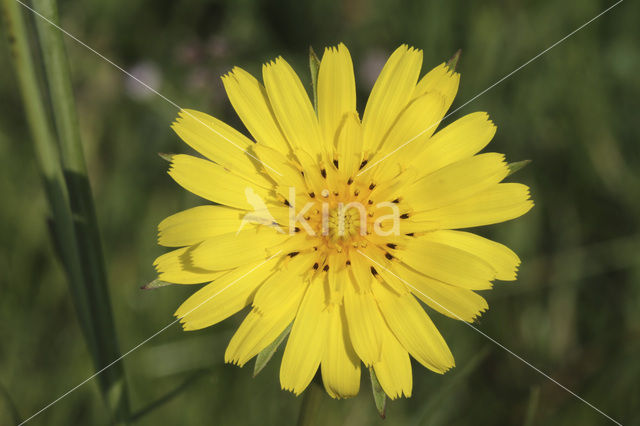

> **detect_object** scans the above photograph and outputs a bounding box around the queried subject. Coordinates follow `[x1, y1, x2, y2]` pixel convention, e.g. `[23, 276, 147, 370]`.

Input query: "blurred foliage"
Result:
[1, 0, 639, 425]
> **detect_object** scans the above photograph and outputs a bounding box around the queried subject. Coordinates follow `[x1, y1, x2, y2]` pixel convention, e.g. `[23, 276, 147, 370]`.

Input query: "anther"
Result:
[385, 252, 393, 260]
[320, 168, 327, 179]
[347, 177, 354, 185]
[283, 199, 291, 207]
[369, 183, 376, 190]
[309, 192, 315, 198]
[370, 266, 378, 276]
[288, 252, 300, 258]
[386, 243, 397, 249]
[313, 262, 319, 270]
[359, 160, 368, 170]
[333, 159, 339, 168]
[400, 213, 410, 219]
[323, 265, 329, 272]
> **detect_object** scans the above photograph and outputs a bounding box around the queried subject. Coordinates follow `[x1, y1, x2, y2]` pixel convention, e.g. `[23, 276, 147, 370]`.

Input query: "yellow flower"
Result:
[154, 43, 533, 399]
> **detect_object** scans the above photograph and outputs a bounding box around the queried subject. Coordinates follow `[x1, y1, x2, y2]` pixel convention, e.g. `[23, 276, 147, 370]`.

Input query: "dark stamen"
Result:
[313, 262, 319, 270]
[323, 264, 329, 272]
[400, 213, 410, 219]
[320, 168, 327, 178]
[346, 260, 351, 266]
[369, 183, 376, 190]
[385, 252, 393, 260]
[347, 177, 354, 185]
[370, 266, 378, 276]
[359, 160, 368, 170]
[283, 199, 291, 207]
[333, 159, 339, 168]
[288, 252, 300, 258]
[386, 243, 397, 249]
[392, 198, 400, 203]
[406, 232, 414, 237]
[309, 192, 315, 198]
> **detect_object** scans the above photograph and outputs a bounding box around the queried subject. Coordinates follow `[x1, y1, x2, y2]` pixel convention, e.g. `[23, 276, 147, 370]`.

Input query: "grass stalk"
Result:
[1, 0, 129, 422]
[296, 378, 324, 426]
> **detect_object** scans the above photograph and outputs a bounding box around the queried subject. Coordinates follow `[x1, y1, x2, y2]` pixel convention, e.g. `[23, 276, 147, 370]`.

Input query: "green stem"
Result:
[296, 379, 324, 426]
[2, 0, 129, 422]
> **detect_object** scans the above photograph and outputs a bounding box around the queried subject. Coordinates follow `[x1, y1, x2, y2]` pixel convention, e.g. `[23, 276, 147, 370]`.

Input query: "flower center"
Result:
[326, 204, 365, 242]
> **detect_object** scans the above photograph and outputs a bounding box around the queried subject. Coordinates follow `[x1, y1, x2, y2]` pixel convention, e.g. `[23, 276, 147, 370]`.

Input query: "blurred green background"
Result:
[1, 0, 639, 424]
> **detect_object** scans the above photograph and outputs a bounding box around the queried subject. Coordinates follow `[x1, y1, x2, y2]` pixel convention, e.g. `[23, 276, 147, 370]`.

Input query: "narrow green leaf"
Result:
[128, 369, 209, 423]
[309, 46, 321, 112]
[523, 386, 541, 426]
[141, 279, 174, 290]
[297, 377, 323, 426]
[0, 381, 22, 425]
[446, 49, 461, 71]
[158, 152, 176, 162]
[507, 159, 532, 176]
[369, 367, 387, 419]
[253, 322, 292, 377]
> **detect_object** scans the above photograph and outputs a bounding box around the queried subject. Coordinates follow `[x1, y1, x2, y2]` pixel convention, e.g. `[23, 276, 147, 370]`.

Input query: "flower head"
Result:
[154, 43, 533, 399]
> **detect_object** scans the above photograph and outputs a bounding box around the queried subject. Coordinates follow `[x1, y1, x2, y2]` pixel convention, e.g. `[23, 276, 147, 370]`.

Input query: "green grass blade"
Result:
[2, 0, 130, 421]
[31, 0, 130, 420]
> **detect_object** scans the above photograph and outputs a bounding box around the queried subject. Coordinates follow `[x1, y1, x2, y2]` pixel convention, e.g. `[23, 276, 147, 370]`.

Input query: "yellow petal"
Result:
[280, 276, 329, 395]
[412, 63, 460, 112]
[176, 256, 279, 330]
[410, 112, 497, 179]
[252, 253, 315, 313]
[395, 238, 495, 290]
[225, 286, 303, 367]
[221, 67, 290, 154]
[343, 281, 384, 366]
[349, 249, 374, 292]
[263, 57, 323, 160]
[250, 144, 307, 189]
[371, 279, 455, 373]
[372, 92, 446, 182]
[373, 324, 412, 399]
[392, 263, 488, 322]
[153, 246, 229, 284]
[362, 45, 423, 153]
[158, 205, 245, 247]
[420, 230, 521, 281]
[318, 43, 356, 146]
[190, 227, 289, 270]
[411, 183, 533, 229]
[321, 305, 361, 399]
[168, 154, 272, 210]
[402, 153, 508, 212]
[335, 112, 363, 180]
[171, 110, 274, 189]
